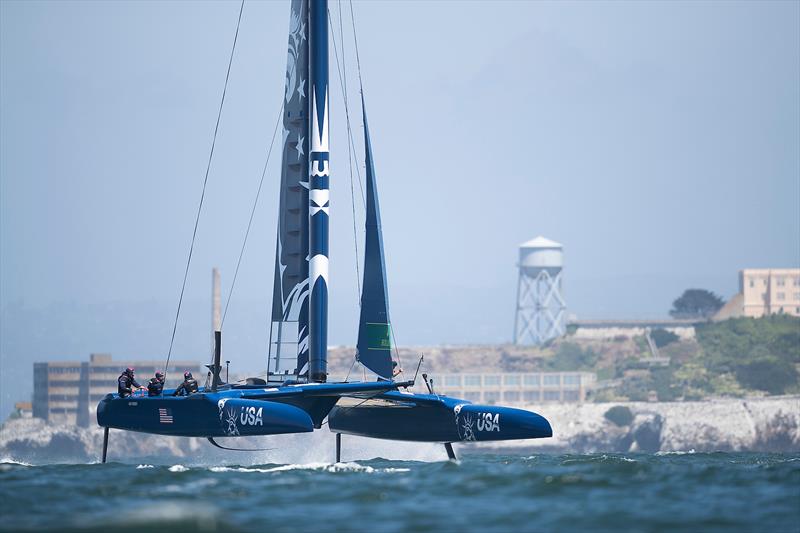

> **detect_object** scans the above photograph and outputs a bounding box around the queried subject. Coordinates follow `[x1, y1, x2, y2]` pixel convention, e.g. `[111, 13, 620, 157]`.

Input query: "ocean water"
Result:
[1, 453, 798, 532]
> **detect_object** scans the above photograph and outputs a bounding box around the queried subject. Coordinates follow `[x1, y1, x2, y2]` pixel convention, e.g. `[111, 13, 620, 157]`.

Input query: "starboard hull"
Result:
[328, 391, 552, 443]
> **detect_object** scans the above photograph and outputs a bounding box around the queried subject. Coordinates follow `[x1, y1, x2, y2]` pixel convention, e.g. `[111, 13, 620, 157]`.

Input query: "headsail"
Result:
[356, 99, 394, 379]
[268, 0, 310, 380]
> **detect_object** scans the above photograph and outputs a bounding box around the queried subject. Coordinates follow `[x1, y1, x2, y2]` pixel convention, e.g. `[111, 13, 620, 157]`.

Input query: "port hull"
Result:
[97, 394, 313, 437]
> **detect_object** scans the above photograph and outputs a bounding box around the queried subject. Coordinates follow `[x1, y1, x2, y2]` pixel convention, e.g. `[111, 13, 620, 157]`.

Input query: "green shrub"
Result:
[545, 342, 598, 371]
[604, 405, 634, 427]
[651, 328, 679, 348]
[735, 357, 798, 395]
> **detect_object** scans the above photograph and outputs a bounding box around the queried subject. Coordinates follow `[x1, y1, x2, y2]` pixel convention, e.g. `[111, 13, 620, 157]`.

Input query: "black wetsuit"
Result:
[118, 373, 141, 398]
[147, 377, 164, 397]
[172, 378, 198, 396]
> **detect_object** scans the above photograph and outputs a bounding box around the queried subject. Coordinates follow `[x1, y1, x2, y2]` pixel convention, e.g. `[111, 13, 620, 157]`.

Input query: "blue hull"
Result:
[328, 391, 552, 443]
[96, 380, 414, 437]
[97, 393, 314, 437]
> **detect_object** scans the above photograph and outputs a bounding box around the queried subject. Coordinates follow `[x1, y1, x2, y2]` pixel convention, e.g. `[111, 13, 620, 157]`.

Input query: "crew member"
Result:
[147, 371, 165, 397]
[173, 371, 199, 396]
[117, 367, 142, 398]
[392, 361, 403, 378]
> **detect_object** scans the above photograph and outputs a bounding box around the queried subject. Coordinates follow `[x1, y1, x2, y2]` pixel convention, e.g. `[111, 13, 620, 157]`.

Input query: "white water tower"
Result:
[514, 236, 566, 345]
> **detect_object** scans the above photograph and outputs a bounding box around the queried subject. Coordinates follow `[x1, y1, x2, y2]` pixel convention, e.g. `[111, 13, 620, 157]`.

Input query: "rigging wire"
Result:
[220, 100, 285, 329]
[163, 0, 245, 381]
[328, 3, 362, 305]
[327, 10, 365, 208]
[346, 0, 404, 376]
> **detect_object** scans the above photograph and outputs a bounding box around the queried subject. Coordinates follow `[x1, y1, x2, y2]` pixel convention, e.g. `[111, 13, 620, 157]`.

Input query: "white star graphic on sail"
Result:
[295, 135, 304, 158]
[297, 78, 305, 99]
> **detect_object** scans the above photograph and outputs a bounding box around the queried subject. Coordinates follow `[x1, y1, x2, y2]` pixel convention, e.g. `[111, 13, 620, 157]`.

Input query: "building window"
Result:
[543, 390, 561, 401]
[777, 292, 785, 301]
[543, 374, 561, 386]
[777, 277, 786, 287]
[444, 375, 461, 387]
[484, 375, 501, 386]
[523, 374, 540, 386]
[503, 375, 521, 386]
[523, 390, 540, 402]
[464, 391, 481, 401]
[464, 375, 481, 387]
[483, 391, 500, 404]
[749, 278, 755, 288]
[563, 374, 581, 386]
[794, 293, 800, 301]
[503, 391, 520, 402]
[563, 390, 580, 402]
[793, 277, 800, 287]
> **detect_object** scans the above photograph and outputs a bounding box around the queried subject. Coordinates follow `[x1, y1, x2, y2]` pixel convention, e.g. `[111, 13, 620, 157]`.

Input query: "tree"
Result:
[669, 289, 724, 319]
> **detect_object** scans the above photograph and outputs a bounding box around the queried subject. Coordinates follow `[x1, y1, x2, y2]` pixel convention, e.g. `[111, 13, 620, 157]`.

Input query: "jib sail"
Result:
[355, 99, 394, 380]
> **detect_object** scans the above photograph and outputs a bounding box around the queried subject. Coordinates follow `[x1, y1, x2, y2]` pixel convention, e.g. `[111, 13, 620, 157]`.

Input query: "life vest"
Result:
[147, 378, 164, 396]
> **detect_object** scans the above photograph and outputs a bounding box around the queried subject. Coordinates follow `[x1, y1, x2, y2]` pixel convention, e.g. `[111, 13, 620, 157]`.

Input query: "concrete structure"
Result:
[33, 353, 202, 426]
[435, 371, 595, 404]
[739, 268, 800, 318]
[569, 319, 697, 340]
[13, 402, 33, 419]
[514, 236, 567, 345]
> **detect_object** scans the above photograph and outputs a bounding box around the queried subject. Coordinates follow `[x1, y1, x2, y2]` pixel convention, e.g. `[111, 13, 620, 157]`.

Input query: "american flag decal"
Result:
[158, 408, 173, 424]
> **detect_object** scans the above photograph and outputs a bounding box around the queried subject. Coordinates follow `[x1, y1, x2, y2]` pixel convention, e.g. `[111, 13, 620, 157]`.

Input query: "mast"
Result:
[308, 0, 329, 382]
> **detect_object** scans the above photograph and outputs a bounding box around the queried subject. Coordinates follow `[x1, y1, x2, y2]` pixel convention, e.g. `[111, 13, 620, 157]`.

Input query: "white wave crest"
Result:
[136, 464, 155, 469]
[655, 449, 696, 456]
[0, 457, 33, 466]
[209, 462, 409, 474]
[168, 464, 189, 472]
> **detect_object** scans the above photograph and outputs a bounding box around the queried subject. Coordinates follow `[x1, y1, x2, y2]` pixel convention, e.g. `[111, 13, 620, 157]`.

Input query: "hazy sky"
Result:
[1, 1, 798, 415]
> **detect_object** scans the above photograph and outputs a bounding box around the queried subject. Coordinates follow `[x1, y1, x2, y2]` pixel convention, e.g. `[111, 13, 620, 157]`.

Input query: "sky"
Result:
[1, 0, 798, 416]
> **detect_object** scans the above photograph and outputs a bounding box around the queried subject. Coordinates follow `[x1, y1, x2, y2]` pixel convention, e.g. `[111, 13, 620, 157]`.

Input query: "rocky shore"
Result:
[470, 395, 800, 454]
[1, 396, 797, 463]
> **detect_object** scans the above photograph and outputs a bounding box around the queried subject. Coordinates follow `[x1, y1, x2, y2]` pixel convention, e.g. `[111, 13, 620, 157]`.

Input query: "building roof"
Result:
[520, 236, 562, 249]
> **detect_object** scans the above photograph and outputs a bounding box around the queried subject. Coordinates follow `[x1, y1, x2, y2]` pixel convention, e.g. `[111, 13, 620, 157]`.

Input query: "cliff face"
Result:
[474, 396, 800, 454]
[1, 397, 797, 463]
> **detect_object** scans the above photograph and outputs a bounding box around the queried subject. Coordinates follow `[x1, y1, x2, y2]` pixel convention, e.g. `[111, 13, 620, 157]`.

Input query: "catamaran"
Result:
[97, 0, 552, 462]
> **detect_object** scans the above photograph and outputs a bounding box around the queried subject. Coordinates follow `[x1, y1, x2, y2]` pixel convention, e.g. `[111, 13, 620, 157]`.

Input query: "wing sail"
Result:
[268, 0, 310, 380]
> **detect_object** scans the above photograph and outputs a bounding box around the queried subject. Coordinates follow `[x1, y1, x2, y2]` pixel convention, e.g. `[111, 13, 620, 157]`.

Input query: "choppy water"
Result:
[1, 453, 798, 532]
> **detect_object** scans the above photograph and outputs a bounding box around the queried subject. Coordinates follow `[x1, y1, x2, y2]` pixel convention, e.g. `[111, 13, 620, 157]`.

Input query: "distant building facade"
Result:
[740, 268, 800, 317]
[715, 268, 800, 320]
[435, 372, 595, 404]
[33, 353, 203, 426]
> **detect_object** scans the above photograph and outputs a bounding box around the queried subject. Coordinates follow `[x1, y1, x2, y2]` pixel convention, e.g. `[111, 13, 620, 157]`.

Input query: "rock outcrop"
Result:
[473, 396, 800, 454]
